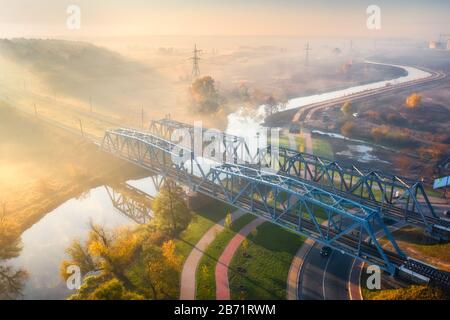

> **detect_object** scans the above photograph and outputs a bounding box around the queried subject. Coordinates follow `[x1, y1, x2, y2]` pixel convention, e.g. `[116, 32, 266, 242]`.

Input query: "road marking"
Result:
[322, 250, 334, 300]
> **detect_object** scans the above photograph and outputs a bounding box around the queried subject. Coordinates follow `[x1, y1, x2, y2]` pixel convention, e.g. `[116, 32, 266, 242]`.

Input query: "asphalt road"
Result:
[298, 242, 354, 300]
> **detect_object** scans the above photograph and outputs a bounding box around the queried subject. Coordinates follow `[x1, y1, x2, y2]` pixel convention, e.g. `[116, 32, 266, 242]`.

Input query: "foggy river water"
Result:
[9, 177, 158, 300]
[226, 61, 431, 144]
[6, 62, 431, 300]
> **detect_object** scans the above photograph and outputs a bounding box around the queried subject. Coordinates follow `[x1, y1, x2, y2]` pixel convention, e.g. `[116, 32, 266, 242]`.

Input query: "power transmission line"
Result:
[190, 44, 202, 78]
[304, 41, 311, 66]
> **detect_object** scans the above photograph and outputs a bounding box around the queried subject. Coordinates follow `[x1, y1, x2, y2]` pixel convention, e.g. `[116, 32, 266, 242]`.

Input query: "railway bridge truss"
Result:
[105, 182, 153, 224]
[100, 126, 450, 289]
[149, 118, 450, 240]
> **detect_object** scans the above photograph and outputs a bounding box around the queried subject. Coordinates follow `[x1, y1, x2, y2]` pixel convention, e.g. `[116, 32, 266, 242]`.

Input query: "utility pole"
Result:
[304, 42, 311, 66]
[78, 119, 84, 137]
[190, 44, 202, 78]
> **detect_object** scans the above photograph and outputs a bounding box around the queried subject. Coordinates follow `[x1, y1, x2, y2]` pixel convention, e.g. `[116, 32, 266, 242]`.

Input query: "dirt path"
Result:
[215, 218, 265, 300]
[179, 209, 245, 300]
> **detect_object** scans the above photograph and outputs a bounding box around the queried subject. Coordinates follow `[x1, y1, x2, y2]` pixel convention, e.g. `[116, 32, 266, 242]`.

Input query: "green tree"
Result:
[242, 239, 249, 252]
[224, 213, 232, 229]
[152, 179, 192, 237]
[90, 279, 144, 300]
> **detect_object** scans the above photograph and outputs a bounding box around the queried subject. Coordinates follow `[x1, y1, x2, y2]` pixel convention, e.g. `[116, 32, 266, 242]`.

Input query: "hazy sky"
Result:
[0, 0, 449, 39]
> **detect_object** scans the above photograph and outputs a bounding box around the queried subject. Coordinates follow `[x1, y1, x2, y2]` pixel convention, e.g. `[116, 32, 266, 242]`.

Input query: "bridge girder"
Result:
[101, 127, 406, 274]
[105, 183, 153, 224]
[148, 118, 448, 237]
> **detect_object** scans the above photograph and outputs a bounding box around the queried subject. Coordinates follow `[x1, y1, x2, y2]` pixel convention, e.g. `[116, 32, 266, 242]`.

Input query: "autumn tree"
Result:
[141, 243, 179, 299]
[264, 95, 278, 116]
[161, 240, 181, 270]
[62, 222, 180, 300]
[152, 179, 192, 237]
[340, 121, 356, 137]
[341, 101, 352, 116]
[90, 279, 144, 300]
[371, 126, 387, 143]
[61, 222, 139, 292]
[189, 76, 223, 113]
[406, 93, 422, 109]
[0, 214, 27, 299]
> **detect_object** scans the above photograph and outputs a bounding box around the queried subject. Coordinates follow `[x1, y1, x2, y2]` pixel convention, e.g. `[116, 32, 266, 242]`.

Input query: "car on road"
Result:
[320, 246, 332, 257]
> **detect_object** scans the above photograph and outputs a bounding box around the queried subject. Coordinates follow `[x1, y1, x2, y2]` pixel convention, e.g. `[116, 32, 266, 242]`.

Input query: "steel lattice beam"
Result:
[148, 118, 449, 239]
[105, 183, 153, 224]
[101, 127, 407, 274]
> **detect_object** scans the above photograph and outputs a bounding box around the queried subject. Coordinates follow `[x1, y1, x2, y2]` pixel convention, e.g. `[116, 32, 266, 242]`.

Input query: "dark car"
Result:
[320, 246, 332, 257]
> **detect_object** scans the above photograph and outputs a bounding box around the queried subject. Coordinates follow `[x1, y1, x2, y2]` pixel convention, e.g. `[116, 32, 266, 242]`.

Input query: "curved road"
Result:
[298, 242, 353, 300]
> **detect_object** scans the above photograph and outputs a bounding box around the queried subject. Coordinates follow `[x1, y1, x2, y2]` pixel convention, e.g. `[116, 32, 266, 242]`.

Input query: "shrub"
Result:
[340, 121, 356, 137]
[405, 93, 422, 109]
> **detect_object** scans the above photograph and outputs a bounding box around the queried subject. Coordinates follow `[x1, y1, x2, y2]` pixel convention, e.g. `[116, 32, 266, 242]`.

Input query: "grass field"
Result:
[312, 138, 334, 159]
[380, 226, 450, 272]
[363, 284, 447, 300]
[173, 201, 236, 297]
[175, 201, 235, 263]
[276, 133, 306, 152]
[195, 214, 256, 299]
[228, 222, 305, 300]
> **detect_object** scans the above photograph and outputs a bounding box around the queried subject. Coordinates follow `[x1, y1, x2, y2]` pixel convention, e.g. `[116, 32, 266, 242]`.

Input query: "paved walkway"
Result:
[348, 258, 363, 300]
[286, 237, 315, 300]
[179, 209, 245, 300]
[215, 218, 265, 300]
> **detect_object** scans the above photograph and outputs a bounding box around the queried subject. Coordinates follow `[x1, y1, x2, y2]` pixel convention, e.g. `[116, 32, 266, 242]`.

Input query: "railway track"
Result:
[275, 169, 450, 237]
[292, 65, 446, 124]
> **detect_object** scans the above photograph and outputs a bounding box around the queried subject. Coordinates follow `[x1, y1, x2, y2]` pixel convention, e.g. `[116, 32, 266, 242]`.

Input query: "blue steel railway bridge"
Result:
[99, 118, 450, 290]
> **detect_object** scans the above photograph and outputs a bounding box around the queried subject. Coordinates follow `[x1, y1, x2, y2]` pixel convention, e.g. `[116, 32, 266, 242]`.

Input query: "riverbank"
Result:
[0, 106, 145, 237]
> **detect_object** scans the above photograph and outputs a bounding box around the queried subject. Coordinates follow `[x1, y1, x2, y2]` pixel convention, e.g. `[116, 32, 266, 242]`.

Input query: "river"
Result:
[8, 177, 158, 300]
[225, 61, 431, 147]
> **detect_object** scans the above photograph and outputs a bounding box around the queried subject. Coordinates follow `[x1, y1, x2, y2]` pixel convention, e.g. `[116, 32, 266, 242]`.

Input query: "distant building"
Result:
[428, 40, 450, 50]
[429, 41, 437, 49]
